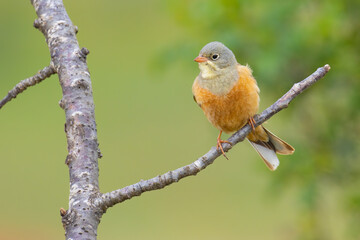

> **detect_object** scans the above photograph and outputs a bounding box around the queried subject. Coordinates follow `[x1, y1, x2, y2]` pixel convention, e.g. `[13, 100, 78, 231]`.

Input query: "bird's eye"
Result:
[211, 54, 219, 60]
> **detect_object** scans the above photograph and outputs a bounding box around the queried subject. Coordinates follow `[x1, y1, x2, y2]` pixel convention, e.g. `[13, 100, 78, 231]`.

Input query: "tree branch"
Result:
[95, 64, 331, 210]
[31, 1, 101, 239]
[0, 65, 55, 109]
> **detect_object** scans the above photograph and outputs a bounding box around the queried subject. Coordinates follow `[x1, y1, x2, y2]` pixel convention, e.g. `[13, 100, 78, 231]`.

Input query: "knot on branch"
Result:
[65, 153, 74, 165]
[60, 208, 67, 217]
[78, 47, 90, 60]
[97, 143, 103, 159]
[71, 78, 90, 90]
[59, 98, 65, 109]
[61, 208, 77, 230]
[33, 18, 43, 29]
[324, 64, 331, 71]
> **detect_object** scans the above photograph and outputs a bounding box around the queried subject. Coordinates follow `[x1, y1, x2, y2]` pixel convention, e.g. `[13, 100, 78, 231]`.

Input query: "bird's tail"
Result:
[247, 126, 294, 171]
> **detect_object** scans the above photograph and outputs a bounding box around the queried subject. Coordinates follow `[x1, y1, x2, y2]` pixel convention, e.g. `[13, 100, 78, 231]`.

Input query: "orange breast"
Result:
[193, 65, 259, 133]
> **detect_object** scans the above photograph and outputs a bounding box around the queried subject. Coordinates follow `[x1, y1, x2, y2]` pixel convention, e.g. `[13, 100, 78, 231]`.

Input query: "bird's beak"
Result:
[194, 56, 208, 63]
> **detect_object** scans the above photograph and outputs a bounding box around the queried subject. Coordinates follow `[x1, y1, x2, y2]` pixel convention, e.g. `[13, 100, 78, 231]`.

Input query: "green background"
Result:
[0, 0, 359, 239]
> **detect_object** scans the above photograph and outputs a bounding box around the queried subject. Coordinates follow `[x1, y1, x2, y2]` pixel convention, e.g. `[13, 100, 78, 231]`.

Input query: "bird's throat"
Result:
[198, 65, 239, 96]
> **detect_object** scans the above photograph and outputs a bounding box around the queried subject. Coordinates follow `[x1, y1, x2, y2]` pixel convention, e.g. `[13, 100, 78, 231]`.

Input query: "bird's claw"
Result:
[217, 139, 232, 160]
[248, 117, 256, 132]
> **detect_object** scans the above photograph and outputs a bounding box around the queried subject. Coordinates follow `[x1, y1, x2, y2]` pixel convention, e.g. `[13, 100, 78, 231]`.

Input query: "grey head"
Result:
[195, 41, 238, 81]
[195, 41, 237, 69]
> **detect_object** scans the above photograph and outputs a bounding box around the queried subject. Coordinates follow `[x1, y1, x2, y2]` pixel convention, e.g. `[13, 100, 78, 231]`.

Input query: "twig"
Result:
[95, 64, 331, 210]
[0, 65, 55, 109]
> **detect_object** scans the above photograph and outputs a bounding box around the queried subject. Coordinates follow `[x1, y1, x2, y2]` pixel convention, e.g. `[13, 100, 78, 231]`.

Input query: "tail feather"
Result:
[248, 126, 295, 171]
[263, 128, 295, 155]
[248, 140, 279, 171]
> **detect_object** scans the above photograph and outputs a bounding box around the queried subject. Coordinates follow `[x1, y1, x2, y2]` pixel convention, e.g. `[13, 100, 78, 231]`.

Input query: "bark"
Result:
[31, 0, 102, 239]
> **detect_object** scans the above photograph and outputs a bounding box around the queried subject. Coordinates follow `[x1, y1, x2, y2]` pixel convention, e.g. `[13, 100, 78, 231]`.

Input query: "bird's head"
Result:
[194, 41, 237, 79]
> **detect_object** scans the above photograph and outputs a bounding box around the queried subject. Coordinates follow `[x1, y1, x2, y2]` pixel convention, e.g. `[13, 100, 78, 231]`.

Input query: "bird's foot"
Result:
[248, 117, 256, 132]
[216, 138, 232, 160]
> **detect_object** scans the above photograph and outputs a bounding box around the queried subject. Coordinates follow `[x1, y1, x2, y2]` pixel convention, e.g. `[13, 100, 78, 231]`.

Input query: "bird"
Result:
[192, 41, 294, 170]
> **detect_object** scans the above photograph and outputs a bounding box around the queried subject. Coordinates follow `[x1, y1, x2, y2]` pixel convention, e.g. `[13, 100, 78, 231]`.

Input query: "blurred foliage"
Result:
[163, 0, 360, 239]
[0, 0, 359, 240]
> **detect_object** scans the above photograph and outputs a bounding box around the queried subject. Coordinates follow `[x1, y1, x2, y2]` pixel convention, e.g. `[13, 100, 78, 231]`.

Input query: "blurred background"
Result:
[0, 0, 359, 239]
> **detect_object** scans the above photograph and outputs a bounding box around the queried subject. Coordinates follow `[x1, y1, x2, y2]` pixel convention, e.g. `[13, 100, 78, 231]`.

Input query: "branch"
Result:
[96, 64, 331, 210]
[32, 1, 101, 239]
[0, 65, 55, 109]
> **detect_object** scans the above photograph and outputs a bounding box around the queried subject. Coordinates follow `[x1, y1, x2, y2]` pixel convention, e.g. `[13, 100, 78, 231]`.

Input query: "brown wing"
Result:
[263, 127, 295, 155]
